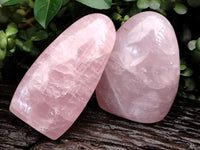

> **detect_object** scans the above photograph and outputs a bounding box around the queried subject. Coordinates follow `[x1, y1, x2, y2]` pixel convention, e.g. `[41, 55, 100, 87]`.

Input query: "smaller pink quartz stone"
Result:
[96, 11, 180, 123]
[9, 14, 116, 140]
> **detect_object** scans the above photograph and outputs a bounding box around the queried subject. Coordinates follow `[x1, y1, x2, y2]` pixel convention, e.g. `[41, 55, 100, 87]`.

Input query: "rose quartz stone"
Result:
[9, 14, 116, 140]
[96, 11, 180, 123]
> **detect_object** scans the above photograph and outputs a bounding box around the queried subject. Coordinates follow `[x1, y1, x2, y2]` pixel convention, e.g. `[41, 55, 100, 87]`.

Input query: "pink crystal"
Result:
[9, 14, 116, 140]
[96, 11, 180, 123]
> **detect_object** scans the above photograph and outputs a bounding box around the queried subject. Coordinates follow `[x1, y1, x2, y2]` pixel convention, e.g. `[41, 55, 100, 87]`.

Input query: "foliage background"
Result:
[0, 0, 200, 100]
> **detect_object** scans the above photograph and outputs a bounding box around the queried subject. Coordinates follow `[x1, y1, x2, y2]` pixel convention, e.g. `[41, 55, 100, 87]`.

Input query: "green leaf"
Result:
[123, 15, 130, 22]
[137, 0, 149, 9]
[34, 0, 62, 28]
[0, 48, 6, 60]
[31, 30, 48, 41]
[196, 37, 200, 51]
[187, 40, 196, 51]
[7, 38, 15, 50]
[0, 0, 25, 6]
[5, 22, 18, 37]
[75, 0, 112, 9]
[173, 3, 188, 15]
[180, 65, 187, 71]
[22, 40, 33, 52]
[181, 68, 193, 77]
[112, 12, 122, 21]
[0, 31, 7, 50]
[149, 0, 161, 10]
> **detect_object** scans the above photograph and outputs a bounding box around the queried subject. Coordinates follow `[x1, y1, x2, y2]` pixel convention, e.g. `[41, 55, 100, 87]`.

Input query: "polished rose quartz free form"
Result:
[9, 14, 116, 140]
[96, 11, 180, 123]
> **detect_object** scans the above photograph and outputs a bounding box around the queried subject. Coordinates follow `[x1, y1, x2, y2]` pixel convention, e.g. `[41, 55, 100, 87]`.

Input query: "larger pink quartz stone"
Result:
[9, 14, 116, 140]
[96, 11, 180, 123]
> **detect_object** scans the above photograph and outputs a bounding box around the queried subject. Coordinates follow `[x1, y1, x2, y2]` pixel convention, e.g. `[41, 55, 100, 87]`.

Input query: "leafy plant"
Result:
[0, 0, 200, 100]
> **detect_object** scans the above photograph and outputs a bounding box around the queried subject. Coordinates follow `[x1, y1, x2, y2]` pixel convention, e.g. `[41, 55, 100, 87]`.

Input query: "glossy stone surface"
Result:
[96, 11, 180, 123]
[10, 14, 116, 140]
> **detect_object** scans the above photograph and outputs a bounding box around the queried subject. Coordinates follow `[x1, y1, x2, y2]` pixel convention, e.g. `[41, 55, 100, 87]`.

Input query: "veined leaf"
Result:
[75, 0, 112, 9]
[0, 0, 25, 6]
[34, 0, 62, 28]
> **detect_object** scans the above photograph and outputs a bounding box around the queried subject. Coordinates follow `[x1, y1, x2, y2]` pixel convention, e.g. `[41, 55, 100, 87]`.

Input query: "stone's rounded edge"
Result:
[9, 13, 116, 140]
[96, 11, 180, 124]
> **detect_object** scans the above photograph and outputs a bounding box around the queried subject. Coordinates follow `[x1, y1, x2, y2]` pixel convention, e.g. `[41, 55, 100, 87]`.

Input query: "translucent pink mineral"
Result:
[96, 11, 180, 123]
[9, 14, 116, 140]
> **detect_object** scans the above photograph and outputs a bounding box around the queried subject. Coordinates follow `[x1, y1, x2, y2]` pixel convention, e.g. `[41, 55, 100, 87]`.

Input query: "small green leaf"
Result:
[137, 0, 149, 9]
[75, 0, 112, 9]
[149, 0, 161, 10]
[31, 30, 48, 41]
[34, 0, 63, 28]
[7, 38, 15, 50]
[173, 3, 188, 15]
[123, 15, 130, 22]
[112, 12, 122, 21]
[5, 22, 18, 37]
[196, 37, 200, 51]
[22, 40, 34, 52]
[0, 0, 25, 6]
[180, 65, 187, 71]
[15, 39, 24, 50]
[187, 40, 196, 51]
[181, 68, 193, 77]
[0, 31, 7, 50]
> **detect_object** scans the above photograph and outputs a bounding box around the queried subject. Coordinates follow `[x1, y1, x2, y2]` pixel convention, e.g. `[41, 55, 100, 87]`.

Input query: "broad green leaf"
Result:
[149, 0, 161, 10]
[196, 37, 200, 50]
[75, 0, 112, 9]
[137, 0, 149, 9]
[0, 0, 25, 6]
[34, 0, 62, 28]
[173, 3, 188, 15]
[0, 31, 7, 50]
[187, 40, 196, 51]
[31, 30, 48, 41]
[5, 22, 18, 37]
